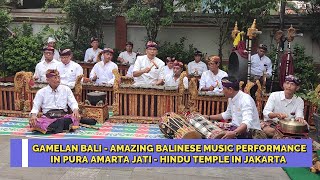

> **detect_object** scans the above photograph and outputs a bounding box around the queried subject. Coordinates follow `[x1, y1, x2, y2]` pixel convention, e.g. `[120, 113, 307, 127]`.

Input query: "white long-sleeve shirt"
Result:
[84, 48, 102, 62]
[34, 59, 59, 82]
[159, 65, 174, 80]
[187, 60, 208, 75]
[263, 91, 304, 121]
[118, 51, 136, 65]
[89, 61, 118, 84]
[251, 54, 272, 77]
[133, 55, 165, 85]
[164, 74, 188, 89]
[30, 85, 79, 115]
[40, 49, 60, 62]
[57, 61, 83, 89]
[199, 69, 228, 93]
[221, 91, 261, 130]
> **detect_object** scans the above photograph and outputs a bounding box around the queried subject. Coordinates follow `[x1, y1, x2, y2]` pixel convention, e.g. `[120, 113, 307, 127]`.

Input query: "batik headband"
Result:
[46, 69, 59, 78]
[43, 46, 55, 52]
[221, 78, 238, 88]
[146, 41, 158, 49]
[208, 56, 220, 63]
[102, 48, 114, 54]
[59, 49, 72, 56]
[285, 75, 301, 85]
[173, 60, 183, 68]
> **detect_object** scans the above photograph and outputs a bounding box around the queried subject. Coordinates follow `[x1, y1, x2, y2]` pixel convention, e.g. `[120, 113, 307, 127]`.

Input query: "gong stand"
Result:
[246, 19, 262, 83]
[270, 30, 284, 93]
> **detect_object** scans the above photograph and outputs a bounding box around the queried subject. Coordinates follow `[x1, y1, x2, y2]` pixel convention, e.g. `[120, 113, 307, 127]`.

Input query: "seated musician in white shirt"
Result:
[118, 41, 137, 65]
[29, 69, 81, 134]
[199, 55, 228, 93]
[132, 41, 165, 86]
[40, 37, 60, 62]
[57, 49, 83, 89]
[117, 41, 137, 77]
[89, 48, 118, 85]
[157, 60, 188, 89]
[187, 50, 208, 76]
[261, 75, 307, 138]
[34, 46, 59, 82]
[206, 76, 262, 139]
[158, 57, 174, 81]
[84, 37, 102, 63]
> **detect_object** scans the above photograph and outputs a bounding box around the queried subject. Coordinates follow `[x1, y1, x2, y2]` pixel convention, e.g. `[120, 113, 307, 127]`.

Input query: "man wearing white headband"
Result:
[261, 74, 307, 138]
[40, 37, 60, 61]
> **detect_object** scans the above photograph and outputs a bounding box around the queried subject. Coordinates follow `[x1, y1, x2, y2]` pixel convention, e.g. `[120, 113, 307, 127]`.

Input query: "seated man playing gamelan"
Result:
[34, 46, 59, 82]
[158, 57, 174, 80]
[206, 76, 262, 139]
[89, 48, 118, 85]
[199, 55, 228, 93]
[158, 60, 188, 89]
[57, 49, 83, 89]
[132, 41, 165, 86]
[261, 75, 307, 138]
[29, 69, 81, 134]
[84, 37, 102, 63]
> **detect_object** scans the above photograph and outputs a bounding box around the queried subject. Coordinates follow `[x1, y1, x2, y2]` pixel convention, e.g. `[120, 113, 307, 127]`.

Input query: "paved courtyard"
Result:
[0, 136, 290, 180]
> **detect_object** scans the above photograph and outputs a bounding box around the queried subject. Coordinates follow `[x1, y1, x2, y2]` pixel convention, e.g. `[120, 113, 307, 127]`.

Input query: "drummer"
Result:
[206, 76, 261, 139]
[199, 55, 228, 93]
[187, 50, 208, 76]
[261, 75, 307, 138]
[132, 41, 165, 85]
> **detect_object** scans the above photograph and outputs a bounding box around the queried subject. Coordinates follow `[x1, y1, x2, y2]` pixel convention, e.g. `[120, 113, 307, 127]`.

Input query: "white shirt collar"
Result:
[48, 85, 60, 93]
[280, 91, 297, 101]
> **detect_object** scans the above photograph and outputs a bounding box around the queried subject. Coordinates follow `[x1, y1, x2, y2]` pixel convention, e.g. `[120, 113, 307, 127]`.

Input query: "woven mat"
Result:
[0, 116, 165, 139]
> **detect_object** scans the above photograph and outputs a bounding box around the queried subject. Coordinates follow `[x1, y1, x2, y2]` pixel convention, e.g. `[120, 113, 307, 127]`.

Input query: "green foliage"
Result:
[157, 37, 196, 65]
[0, 0, 22, 7]
[45, 0, 114, 60]
[299, 88, 320, 113]
[126, 0, 176, 41]
[1, 23, 42, 76]
[111, 48, 121, 63]
[198, 0, 278, 60]
[222, 0, 278, 30]
[0, 9, 12, 41]
[292, 44, 319, 93]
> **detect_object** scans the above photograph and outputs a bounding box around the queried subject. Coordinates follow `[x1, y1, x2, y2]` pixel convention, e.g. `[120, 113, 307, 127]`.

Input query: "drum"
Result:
[159, 112, 202, 139]
[228, 50, 248, 82]
[186, 112, 225, 139]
